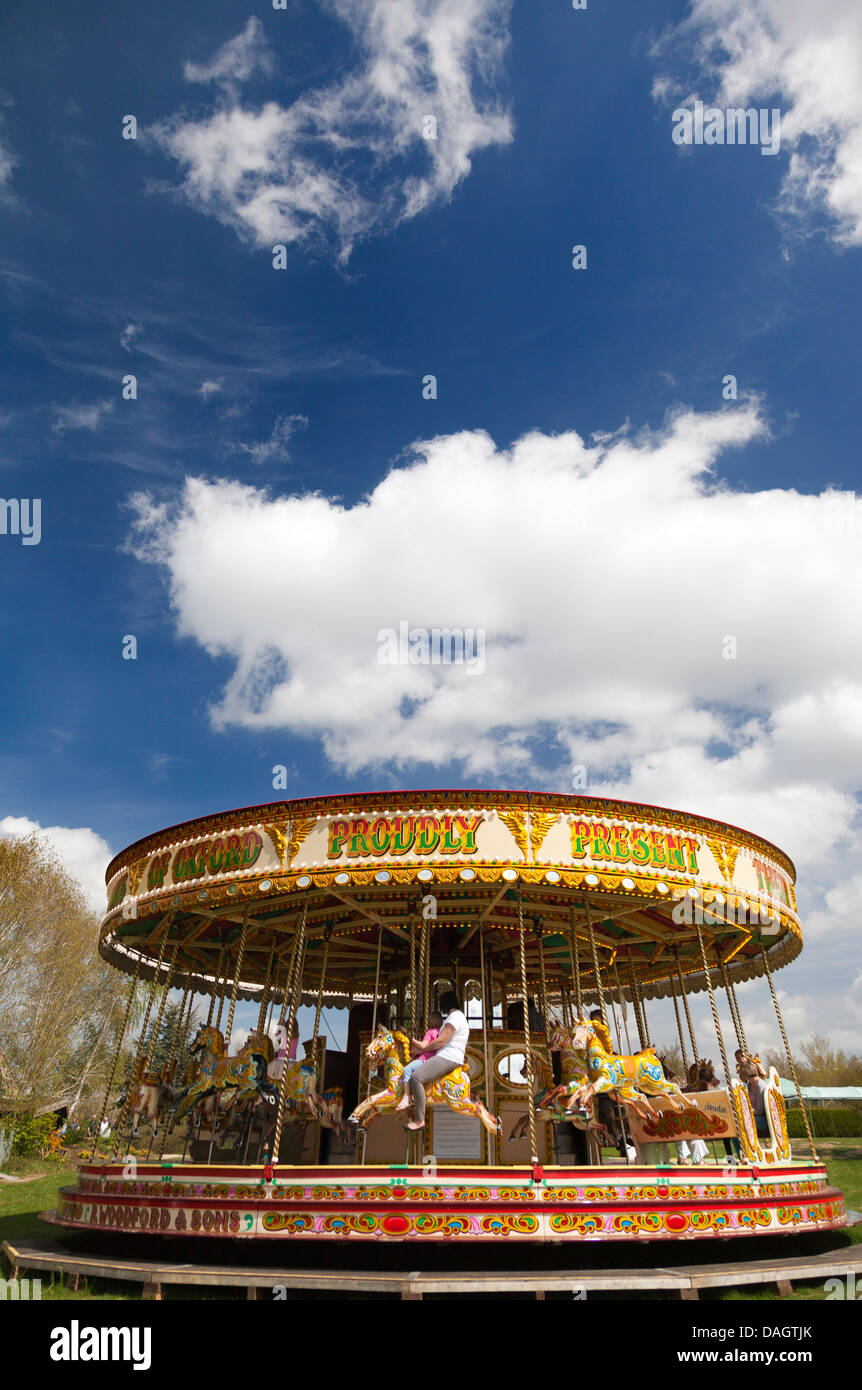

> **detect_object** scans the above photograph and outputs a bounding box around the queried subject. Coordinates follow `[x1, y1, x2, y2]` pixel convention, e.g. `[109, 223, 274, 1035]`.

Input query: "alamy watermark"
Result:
[377, 621, 485, 675]
[672, 891, 780, 934]
[672, 102, 781, 157]
[0, 1276, 41, 1300]
[0, 498, 41, 545]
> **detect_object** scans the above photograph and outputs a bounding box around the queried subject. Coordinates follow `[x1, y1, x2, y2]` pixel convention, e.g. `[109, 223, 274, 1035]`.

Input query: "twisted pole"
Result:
[517, 887, 538, 1165]
[111, 928, 170, 1157]
[271, 898, 309, 1164]
[584, 899, 606, 1022]
[223, 911, 251, 1050]
[693, 918, 745, 1148]
[90, 954, 142, 1159]
[760, 944, 818, 1161]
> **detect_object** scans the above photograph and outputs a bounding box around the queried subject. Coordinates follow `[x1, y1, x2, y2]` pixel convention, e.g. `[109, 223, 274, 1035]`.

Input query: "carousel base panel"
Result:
[53, 1161, 847, 1243]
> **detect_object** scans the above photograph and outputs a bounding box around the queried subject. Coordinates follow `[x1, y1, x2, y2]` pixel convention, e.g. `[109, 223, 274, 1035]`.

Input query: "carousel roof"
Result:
[98, 789, 802, 1004]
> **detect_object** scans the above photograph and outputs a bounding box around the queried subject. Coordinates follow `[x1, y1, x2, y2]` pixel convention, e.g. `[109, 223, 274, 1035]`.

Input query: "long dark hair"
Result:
[438, 990, 460, 1014]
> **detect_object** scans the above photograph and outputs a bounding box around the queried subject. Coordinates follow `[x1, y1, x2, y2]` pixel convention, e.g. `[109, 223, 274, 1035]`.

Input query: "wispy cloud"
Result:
[51, 399, 115, 435]
[150, 1, 514, 261]
[183, 15, 274, 89]
[654, 0, 862, 249]
[120, 322, 143, 351]
[233, 412, 307, 464]
[198, 378, 223, 400]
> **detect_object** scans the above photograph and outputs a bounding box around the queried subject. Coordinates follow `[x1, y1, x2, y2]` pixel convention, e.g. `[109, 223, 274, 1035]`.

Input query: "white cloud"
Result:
[125, 400, 861, 814]
[183, 16, 274, 88]
[234, 412, 307, 464]
[0, 816, 112, 914]
[198, 379, 223, 400]
[52, 399, 115, 435]
[151, 1, 513, 259]
[655, 0, 862, 247]
[120, 322, 143, 351]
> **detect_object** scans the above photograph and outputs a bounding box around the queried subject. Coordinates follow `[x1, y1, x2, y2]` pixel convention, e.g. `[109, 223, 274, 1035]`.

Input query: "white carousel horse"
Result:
[127, 1057, 178, 1139]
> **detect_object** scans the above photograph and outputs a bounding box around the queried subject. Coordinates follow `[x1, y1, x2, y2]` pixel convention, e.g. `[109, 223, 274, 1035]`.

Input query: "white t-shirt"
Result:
[436, 1009, 470, 1064]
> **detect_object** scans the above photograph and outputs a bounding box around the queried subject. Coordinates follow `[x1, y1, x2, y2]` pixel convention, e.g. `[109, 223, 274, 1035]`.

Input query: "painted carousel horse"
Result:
[173, 1025, 278, 1121]
[229, 1030, 345, 1141]
[348, 1026, 500, 1136]
[571, 1017, 689, 1121]
[124, 1057, 178, 1139]
[685, 1058, 718, 1092]
[540, 1023, 594, 1115]
[265, 1028, 328, 1120]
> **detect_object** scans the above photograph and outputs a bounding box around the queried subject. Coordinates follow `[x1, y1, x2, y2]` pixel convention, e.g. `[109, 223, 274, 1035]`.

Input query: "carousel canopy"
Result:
[98, 790, 801, 1004]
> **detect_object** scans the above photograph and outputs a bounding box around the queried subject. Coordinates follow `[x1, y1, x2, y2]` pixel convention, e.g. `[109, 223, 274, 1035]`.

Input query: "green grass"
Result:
[1, 1146, 858, 1301]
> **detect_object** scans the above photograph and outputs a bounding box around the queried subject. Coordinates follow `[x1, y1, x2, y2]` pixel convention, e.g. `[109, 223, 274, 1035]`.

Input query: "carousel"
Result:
[52, 791, 847, 1245]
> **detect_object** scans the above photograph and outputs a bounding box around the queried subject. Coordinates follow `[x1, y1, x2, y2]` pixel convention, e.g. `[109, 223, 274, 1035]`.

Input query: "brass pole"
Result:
[90, 954, 142, 1159]
[676, 959, 700, 1064]
[627, 955, 646, 1048]
[155, 981, 192, 1161]
[479, 922, 495, 1166]
[223, 911, 250, 1049]
[614, 958, 633, 1054]
[271, 898, 309, 1163]
[111, 929, 170, 1157]
[584, 900, 606, 1022]
[309, 927, 332, 1084]
[727, 979, 748, 1054]
[206, 947, 225, 1027]
[693, 919, 744, 1145]
[409, 911, 418, 1034]
[517, 887, 538, 1164]
[256, 938, 278, 1035]
[360, 924, 384, 1167]
[760, 944, 818, 1161]
[670, 973, 690, 1075]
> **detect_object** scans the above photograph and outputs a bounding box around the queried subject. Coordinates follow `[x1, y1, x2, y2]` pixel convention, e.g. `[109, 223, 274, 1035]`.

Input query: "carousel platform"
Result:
[51, 1158, 847, 1244]
[11, 1232, 862, 1299]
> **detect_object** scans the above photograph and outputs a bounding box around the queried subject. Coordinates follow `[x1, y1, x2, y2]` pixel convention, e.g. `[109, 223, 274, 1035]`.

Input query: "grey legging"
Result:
[409, 1055, 461, 1125]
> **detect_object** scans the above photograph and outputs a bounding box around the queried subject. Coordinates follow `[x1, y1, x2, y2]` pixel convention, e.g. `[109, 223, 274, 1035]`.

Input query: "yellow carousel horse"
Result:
[174, 1025, 278, 1120]
[571, 1016, 688, 1120]
[348, 1026, 500, 1136]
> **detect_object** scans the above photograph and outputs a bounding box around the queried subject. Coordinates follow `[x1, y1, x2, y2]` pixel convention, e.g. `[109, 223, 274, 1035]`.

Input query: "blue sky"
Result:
[2, 0, 862, 1054]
